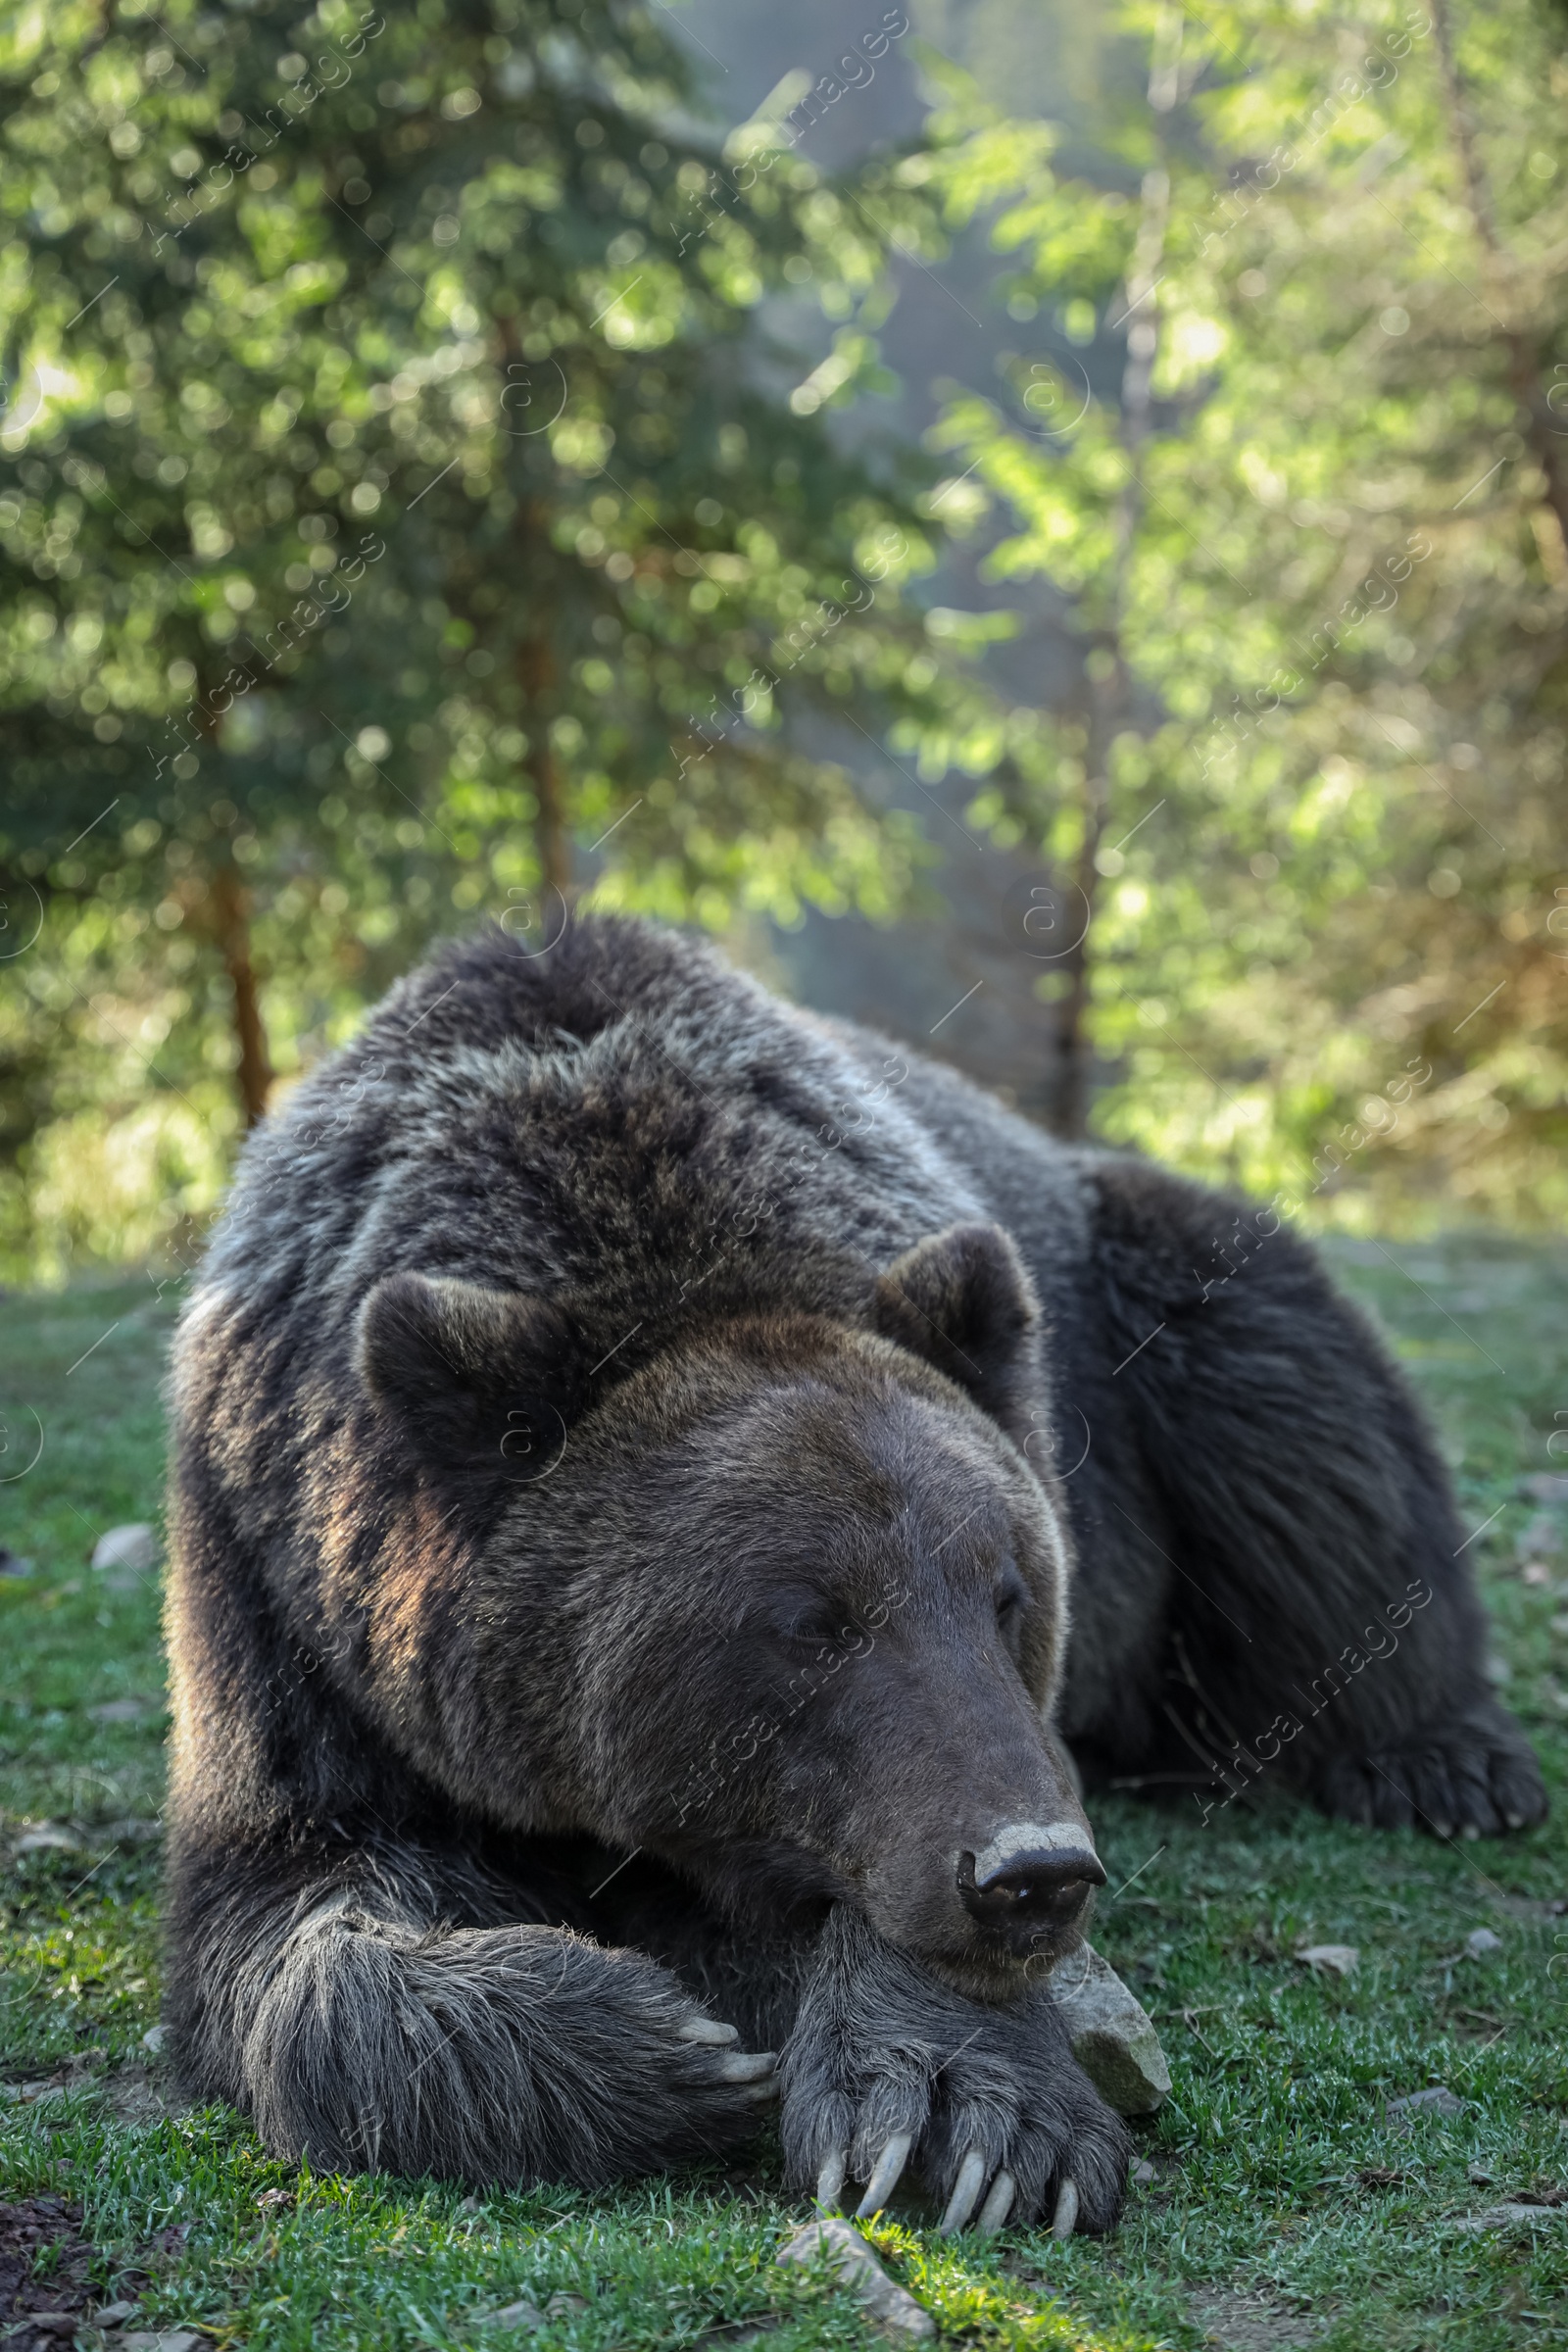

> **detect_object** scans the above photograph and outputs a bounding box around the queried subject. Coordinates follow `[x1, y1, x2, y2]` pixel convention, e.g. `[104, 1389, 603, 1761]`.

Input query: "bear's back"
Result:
[178, 916, 1055, 1408]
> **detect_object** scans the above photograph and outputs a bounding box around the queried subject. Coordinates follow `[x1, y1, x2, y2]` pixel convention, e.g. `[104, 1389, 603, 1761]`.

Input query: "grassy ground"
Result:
[3, 1237, 1567, 2351]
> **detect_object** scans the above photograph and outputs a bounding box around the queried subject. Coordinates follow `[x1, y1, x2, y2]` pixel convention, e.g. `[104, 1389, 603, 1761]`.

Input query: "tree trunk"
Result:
[1053, 662, 1120, 1139]
[1051, 6, 1182, 1137]
[1430, 0, 1568, 554]
[515, 634, 572, 901]
[209, 862, 272, 1127]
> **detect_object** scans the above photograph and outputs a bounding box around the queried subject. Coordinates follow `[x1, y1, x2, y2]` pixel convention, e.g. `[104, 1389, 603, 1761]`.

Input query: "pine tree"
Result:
[0, 0, 956, 1264]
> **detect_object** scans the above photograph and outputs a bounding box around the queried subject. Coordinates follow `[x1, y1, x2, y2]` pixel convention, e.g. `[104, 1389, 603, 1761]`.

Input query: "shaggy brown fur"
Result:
[163, 913, 1544, 2231]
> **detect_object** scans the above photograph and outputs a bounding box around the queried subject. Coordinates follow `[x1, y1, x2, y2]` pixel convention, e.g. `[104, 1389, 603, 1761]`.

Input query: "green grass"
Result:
[3, 1242, 1568, 2351]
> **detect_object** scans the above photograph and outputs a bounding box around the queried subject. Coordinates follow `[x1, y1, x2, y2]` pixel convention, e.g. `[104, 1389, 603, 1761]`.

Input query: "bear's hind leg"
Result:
[1088, 1158, 1546, 1839]
[1312, 1694, 1545, 1839]
[169, 1841, 777, 2186]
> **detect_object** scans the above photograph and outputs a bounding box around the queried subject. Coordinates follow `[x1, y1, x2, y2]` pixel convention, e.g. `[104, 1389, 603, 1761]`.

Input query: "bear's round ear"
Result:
[355, 1271, 586, 1477]
[872, 1223, 1040, 1431]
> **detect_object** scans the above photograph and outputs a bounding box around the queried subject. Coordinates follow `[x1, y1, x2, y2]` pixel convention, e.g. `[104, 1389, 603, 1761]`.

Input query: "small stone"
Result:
[1455, 2202, 1568, 2233]
[255, 2187, 294, 2212]
[122, 2333, 204, 2352]
[1386, 2085, 1465, 2123]
[91, 1524, 160, 1575]
[1523, 1562, 1553, 1586]
[777, 2218, 935, 2339]
[545, 2294, 588, 2318]
[1047, 1943, 1170, 2115]
[480, 2301, 549, 2329]
[1297, 1943, 1358, 1977]
[97, 2299, 140, 2325]
[1523, 1474, 1568, 1504]
[142, 2024, 168, 2055]
[1131, 2157, 1157, 2184]
[16, 1822, 82, 1854]
[1464, 1928, 1503, 1958]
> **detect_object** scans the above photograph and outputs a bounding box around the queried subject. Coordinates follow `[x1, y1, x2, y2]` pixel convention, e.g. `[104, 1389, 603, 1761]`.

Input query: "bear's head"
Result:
[357, 1223, 1099, 1998]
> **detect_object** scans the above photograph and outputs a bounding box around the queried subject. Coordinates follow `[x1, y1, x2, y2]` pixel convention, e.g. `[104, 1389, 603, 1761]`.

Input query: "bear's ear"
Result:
[872, 1223, 1040, 1428]
[355, 1271, 585, 1479]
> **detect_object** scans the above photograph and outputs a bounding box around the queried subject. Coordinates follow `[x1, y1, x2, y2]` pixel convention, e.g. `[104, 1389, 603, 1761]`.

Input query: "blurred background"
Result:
[2, 0, 1564, 1288]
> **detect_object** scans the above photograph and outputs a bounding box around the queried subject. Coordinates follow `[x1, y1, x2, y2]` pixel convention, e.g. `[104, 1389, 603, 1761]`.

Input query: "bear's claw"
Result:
[977, 2170, 1017, 2236]
[716, 2049, 778, 2085]
[782, 1910, 1130, 2238]
[855, 2131, 914, 2219]
[938, 2147, 988, 2233]
[677, 2015, 739, 2045]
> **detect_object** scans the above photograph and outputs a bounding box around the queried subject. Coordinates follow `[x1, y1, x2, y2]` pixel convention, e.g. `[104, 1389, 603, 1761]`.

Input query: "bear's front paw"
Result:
[780, 1910, 1130, 2237]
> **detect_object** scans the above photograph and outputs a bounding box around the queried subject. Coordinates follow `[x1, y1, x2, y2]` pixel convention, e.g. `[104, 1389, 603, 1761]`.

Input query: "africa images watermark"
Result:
[142, 8, 388, 255]
[1196, 532, 1434, 781]
[1190, 1576, 1438, 1825]
[671, 9, 912, 259]
[1191, 7, 1435, 265]
[149, 525, 388, 781]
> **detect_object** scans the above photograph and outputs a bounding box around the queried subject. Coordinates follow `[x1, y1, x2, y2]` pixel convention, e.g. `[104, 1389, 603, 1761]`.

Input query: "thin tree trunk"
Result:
[1054, 660, 1120, 1140]
[1052, 7, 1182, 1137]
[191, 686, 273, 1129]
[1430, 0, 1568, 554]
[515, 636, 572, 901]
[209, 861, 272, 1127]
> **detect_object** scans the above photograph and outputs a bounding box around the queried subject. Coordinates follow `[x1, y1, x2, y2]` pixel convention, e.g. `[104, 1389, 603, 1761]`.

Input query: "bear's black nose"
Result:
[956, 1833, 1106, 1948]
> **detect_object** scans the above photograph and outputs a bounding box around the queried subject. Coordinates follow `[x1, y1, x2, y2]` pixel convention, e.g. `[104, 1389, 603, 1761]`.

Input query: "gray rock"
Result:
[1524, 1474, 1568, 1504]
[1386, 2085, 1465, 2123]
[16, 1821, 81, 1854]
[1047, 1943, 1170, 2115]
[1464, 1927, 1502, 1957]
[479, 2299, 549, 2329]
[1297, 1943, 1358, 1977]
[91, 1523, 159, 1575]
[1454, 2202, 1568, 2232]
[776, 2218, 934, 2338]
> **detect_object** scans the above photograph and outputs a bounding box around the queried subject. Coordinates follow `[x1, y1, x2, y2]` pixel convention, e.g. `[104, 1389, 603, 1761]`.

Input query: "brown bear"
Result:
[163, 913, 1544, 2237]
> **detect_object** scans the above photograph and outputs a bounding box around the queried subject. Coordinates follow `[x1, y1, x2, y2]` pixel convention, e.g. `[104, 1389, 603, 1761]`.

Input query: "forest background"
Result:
[2, 0, 1565, 1286]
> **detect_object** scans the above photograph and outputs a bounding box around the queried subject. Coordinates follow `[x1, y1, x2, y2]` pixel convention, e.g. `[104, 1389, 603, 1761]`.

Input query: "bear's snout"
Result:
[956, 1819, 1105, 1954]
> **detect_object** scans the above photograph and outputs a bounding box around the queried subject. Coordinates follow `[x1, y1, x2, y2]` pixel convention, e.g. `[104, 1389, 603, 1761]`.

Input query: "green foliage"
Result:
[0, 0, 961, 1277]
[4, 1250, 1568, 2347]
[916, 0, 1568, 1227]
